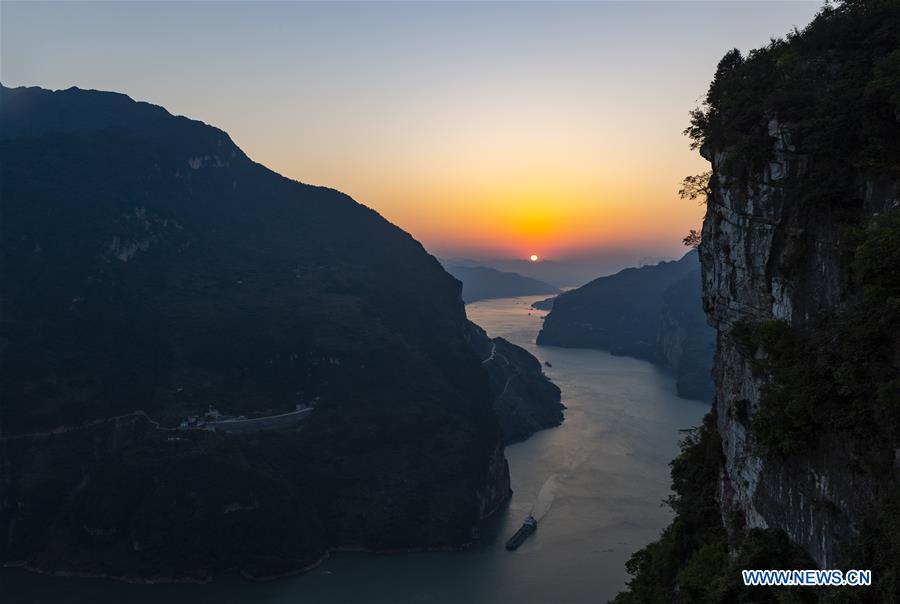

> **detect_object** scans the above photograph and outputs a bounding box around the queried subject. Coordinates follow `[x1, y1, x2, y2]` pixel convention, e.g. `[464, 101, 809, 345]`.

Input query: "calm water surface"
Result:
[2, 295, 708, 603]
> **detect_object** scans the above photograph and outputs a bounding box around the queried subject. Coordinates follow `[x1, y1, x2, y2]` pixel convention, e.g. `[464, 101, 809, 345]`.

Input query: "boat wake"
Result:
[529, 474, 561, 522]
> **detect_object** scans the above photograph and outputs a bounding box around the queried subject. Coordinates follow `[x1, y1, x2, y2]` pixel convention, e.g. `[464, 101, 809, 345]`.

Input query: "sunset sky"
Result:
[1, 1, 821, 265]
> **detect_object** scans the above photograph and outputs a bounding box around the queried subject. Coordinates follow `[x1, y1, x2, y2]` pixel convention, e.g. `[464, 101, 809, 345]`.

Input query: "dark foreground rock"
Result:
[530, 296, 556, 311]
[0, 84, 523, 581]
[467, 323, 564, 444]
[615, 1, 900, 600]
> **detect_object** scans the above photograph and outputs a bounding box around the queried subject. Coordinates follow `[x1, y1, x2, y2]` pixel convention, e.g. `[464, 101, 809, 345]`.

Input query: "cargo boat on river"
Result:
[505, 516, 537, 550]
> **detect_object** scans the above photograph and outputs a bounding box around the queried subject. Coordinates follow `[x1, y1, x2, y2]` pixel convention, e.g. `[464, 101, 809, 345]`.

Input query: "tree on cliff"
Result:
[682, 230, 702, 249]
[679, 172, 709, 249]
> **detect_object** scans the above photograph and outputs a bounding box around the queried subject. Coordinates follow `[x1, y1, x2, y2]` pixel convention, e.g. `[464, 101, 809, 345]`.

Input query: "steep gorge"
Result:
[0, 84, 559, 581]
[616, 2, 900, 601]
[697, 0, 900, 576]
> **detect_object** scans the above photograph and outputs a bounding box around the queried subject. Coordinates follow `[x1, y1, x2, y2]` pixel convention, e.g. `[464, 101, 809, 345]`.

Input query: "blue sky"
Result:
[2, 1, 822, 262]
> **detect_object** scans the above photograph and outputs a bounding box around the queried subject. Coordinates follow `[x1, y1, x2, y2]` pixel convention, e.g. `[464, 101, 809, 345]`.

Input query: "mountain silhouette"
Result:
[537, 251, 713, 399]
[0, 84, 535, 580]
[443, 263, 559, 303]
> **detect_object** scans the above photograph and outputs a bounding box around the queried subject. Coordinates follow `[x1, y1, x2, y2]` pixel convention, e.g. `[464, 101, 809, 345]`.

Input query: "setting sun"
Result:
[529, 254, 539, 262]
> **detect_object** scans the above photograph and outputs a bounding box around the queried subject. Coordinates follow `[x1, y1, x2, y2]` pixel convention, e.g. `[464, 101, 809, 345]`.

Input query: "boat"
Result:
[544, 361, 552, 367]
[505, 515, 537, 550]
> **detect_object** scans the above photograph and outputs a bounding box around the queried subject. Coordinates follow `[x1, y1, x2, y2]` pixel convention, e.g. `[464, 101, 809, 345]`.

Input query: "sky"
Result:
[1, 1, 822, 265]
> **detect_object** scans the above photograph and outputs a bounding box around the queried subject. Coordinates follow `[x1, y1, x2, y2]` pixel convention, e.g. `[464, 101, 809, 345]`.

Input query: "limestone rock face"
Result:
[699, 122, 900, 568]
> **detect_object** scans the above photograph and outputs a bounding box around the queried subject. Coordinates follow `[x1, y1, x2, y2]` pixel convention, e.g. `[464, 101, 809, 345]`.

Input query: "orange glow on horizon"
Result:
[261, 124, 709, 261]
[6, 1, 820, 265]
[243, 60, 710, 262]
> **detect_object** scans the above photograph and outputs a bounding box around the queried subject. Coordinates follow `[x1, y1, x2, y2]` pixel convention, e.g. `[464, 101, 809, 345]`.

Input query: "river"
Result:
[2, 295, 709, 603]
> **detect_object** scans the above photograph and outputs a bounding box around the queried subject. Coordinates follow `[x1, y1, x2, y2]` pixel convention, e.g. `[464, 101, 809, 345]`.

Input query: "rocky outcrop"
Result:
[613, 4, 900, 599]
[467, 322, 564, 444]
[477, 444, 513, 518]
[699, 121, 900, 568]
[530, 296, 556, 311]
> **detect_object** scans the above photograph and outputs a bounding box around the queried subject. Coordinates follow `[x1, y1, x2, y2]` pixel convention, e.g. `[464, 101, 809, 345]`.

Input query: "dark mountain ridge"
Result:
[443, 257, 625, 289]
[0, 84, 559, 580]
[537, 251, 714, 400]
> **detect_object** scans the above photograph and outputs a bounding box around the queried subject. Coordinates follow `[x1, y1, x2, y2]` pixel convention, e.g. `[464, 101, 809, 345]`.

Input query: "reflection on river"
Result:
[1, 295, 709, 603]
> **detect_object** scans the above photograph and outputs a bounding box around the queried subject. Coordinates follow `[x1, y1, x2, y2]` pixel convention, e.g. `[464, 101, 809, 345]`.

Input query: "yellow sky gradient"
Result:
[1, 1, 822, 263]
[245, 81, 711, 261]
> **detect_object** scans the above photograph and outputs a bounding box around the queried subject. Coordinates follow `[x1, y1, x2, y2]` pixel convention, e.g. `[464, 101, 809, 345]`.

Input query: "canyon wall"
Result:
[700, 121, 899, 567]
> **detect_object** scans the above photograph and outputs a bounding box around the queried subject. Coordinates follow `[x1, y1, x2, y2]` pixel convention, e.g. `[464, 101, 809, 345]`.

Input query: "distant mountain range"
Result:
[444, 255, 673, 289]
[0, 85, 561, 581]
[537, 251, 714, 400]
[443, 263, 559, 303]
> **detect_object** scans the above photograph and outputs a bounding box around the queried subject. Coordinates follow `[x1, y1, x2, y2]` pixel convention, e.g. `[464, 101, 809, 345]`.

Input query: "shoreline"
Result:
[1, 492, 514, 586]
[2, 561, 212, 585]
[2, 538, 492, 586]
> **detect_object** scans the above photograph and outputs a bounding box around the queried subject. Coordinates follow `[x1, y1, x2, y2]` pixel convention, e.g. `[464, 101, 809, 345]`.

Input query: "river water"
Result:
[2, 295, 709, 603]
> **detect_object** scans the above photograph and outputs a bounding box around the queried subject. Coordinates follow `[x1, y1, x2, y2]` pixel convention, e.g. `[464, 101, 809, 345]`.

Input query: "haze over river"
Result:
[2, 295, 708, 603]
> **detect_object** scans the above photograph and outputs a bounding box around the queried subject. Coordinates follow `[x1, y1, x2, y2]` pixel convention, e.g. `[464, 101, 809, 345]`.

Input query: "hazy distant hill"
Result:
[460, 256, 666, 289]
[0, 85, 560, 580]
[537, 251, 713, 400]
[444, 264, 559, 303]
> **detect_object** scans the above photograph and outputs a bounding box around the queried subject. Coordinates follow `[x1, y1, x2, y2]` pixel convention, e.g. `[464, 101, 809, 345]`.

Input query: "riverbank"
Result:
[1, 295, 707, 603]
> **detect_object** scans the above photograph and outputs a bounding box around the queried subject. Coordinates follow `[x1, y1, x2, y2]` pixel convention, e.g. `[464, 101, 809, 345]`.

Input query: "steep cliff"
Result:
[697, 0, 900, 573]
[616, 2, 900, 601]
[0, 84, 520, 580]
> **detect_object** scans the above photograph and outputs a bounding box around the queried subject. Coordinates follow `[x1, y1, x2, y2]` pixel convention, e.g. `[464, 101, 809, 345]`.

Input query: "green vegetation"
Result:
[1, 85, 511, 580]
[613, 413, 726, 603]
[853, 212, 900, 302]
[686, 0, 900, 194]
[613, 413, 824, 604]
[730, 213, 900, 458]
[679, 172, 709, 249]
[613, 411, 897, 603]
[679, 171, 712, 204]
[700, 209, 900, 603]
[618, 2, 900, 601]
[682, 229, 702, 249]
[731, 318, 824, 456]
